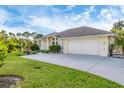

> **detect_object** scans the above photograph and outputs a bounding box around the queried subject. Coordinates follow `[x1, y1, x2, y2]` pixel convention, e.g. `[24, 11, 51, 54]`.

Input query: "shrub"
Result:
[36, 50, 42, 52]
[45, 50, 49, 53]
[23, 50, 31, 55]
[16, 51, 25, 56]
[16, 52, 25, 56]
[31, 44, 40, 51]
[0, 42, 8, 66]
[41, 50, 44, 52]
[49, 45, 61, 53]
[7, 38, 18, 53]
[31, 51, 38, 54]
[41, 50, 49, 53]
[0, 62, 4, 67]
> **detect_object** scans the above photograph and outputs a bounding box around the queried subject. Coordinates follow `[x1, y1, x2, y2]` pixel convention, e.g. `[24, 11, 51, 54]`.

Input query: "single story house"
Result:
[35, 26, 122, 57]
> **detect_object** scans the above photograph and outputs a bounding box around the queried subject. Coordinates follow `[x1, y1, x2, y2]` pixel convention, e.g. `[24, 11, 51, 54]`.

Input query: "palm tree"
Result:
[1, 30, 6, 35]
[16, 32, 22, 38]
[0, 30, 8, 40]
[31, 32, 38, 39]
[112, 20, 124, 33]
[34, 34, 43, 39]
[22, 31, 31, 39]
[22, 31, 31, 52]
[0, 30, 5, 38]
[0, 31, 3, 39]
[113, 29, 124, 56]
[9, 32, 15, 38]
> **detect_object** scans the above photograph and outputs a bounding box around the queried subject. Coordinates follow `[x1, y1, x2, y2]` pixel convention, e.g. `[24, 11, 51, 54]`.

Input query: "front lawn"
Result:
[0, 53, 123, 88]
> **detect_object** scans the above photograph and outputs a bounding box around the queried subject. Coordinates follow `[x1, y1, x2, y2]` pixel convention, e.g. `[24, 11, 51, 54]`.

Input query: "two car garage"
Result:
[63, 36, 109, 57]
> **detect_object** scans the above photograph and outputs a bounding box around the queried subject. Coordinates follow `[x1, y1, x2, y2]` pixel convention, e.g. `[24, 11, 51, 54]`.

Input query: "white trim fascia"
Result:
[34, 35, 49, 40]
[61, 34, 115, 40]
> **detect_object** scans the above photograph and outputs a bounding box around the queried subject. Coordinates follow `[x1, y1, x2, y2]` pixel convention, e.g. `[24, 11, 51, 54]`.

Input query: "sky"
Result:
[0, 5, 124, 35]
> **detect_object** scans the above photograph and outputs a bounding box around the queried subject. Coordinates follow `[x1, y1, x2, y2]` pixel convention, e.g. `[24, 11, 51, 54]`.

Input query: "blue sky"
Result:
[0, 5, 124, 34]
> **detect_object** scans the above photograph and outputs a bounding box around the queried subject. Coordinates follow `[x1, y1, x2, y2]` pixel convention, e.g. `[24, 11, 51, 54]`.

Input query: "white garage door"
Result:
[64, 38, 100, 55]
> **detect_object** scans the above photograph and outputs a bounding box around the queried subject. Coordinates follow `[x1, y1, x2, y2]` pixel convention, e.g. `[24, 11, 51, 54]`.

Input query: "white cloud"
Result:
[27, 6, 95, 32]
[28, 15, 74, 31]
[27, 6, 115, 32]
[71, 14, 82, 21]
[83, 21, 113, 31]
[98, 6, 123, 23]
[85, 5, 95, 13]
[97, 8, 113, 22]
[69, 6, 95, 23]
[119, 6, 124, 13]
[64, 5, 76, 11]
[0, 8, 36, 34]
[0, 9, 10, 25]
[0, 5, 124, 35]
[18, 6, 124, 33]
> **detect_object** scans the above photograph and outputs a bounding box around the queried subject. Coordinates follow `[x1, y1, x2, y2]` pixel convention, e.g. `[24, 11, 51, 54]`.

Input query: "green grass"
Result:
[0, 53, 123, 88]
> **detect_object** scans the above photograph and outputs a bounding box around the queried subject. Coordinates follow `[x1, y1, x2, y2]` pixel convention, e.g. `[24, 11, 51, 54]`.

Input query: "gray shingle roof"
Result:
[58, 26, 113, 38]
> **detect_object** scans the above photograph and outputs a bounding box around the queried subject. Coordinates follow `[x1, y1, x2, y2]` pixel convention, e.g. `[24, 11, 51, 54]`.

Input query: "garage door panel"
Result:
[67, 38, 99, 55]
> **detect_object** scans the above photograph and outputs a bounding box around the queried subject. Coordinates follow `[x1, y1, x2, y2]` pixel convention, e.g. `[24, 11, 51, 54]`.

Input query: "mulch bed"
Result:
[0, 75, 23, 88]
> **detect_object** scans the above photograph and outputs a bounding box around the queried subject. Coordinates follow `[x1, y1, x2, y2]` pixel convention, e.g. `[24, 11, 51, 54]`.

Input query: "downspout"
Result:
[46, 37, 49, 50]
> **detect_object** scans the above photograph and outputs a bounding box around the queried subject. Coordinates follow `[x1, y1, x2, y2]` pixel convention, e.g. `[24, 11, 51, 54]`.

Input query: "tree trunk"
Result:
[122, 47, 124, 57]
[20, 43, 23, 53]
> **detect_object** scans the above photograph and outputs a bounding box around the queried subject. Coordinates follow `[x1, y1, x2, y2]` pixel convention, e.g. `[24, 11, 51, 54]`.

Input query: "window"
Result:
[56, 42, 58, 45]
[52, 42, 55, 45]
[53, 38, 54, 41]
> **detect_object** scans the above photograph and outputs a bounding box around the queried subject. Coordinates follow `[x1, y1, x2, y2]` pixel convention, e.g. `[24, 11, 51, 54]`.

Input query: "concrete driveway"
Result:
[23, 53, 124, 85]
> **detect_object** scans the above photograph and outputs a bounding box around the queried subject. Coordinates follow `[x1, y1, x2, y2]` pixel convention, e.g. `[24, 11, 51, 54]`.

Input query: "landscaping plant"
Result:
[49, 45, 61, 53]
[31, 44, 40, 51]
[41, 50, 49, 53]
[0, 41, 8, 67]
[111, 20, 124, 57]
[113, 29, 124, 56]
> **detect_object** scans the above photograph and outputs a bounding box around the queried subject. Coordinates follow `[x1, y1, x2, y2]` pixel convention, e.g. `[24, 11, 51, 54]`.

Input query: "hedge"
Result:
[49, 45, 61, 53]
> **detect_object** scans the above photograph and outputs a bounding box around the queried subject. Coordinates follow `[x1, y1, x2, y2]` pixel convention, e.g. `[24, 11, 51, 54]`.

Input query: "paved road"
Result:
[23, 53, 124, 85]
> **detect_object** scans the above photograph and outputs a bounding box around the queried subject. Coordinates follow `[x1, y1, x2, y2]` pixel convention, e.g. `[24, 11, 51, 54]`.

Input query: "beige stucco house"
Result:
[35, 26, 116, 57]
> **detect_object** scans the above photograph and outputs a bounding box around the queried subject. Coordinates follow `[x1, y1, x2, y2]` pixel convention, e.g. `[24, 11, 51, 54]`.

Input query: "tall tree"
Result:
[113, 29, 124, 56]
[111, 20, 124, 56]
[16, 32, 22, 38]
[31, 32, 38, 39]
[22, 31, 31, 39]
[34, 34, 43, 39]
[9, 32, 15, 38]
[0, 30, 8, 40]
[111, 20, 124, 33]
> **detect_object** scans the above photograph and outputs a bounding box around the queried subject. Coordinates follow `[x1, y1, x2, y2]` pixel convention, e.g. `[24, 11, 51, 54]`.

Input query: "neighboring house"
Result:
[35, 26, 116, 57]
